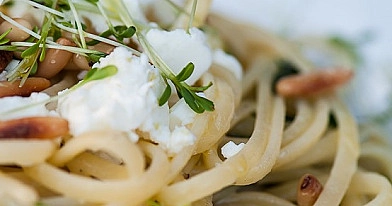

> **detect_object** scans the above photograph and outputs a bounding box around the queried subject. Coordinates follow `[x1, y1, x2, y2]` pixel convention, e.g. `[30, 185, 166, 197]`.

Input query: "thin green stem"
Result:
[187, 0, 198, 33]
[68, 0, 86, 48]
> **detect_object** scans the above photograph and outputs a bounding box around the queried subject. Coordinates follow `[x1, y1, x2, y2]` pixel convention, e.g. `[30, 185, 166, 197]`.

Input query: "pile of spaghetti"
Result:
[0, 0, 391, 205]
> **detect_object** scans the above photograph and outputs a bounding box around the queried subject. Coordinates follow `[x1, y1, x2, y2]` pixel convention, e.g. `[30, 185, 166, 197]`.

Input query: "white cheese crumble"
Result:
[221, 141, 245, 159]
[169, 98, 196, 128]
[213, 49, 243, 80]
[57, 47, 160, 140]
[146, 27, 213, 85]
[0, 93, 57, 121]
[57, 47, 197, 154]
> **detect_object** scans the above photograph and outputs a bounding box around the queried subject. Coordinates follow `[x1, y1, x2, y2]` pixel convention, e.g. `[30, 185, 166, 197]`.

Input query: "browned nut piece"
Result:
[35, 37, 75, 79]
[0, 50, 13, 72]
[0, 18, 32, 42]
[89, 42, 115, 54]
[276, 68, 354, 98]
[71, 53, 90, 70]
[0, 117, 69, 139]
[0, 77, 51, 97]
[297, 174, 323, 206]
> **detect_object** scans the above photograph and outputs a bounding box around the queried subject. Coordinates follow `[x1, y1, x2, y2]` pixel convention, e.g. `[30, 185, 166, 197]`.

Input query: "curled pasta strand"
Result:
[24, 131, 170, 204]
[274, 98, 330, 169]
[314, 97, 360, 205]
[342, 171, 392, 205]
[0, 140, 57, 166]
[0, 171, 38, 206]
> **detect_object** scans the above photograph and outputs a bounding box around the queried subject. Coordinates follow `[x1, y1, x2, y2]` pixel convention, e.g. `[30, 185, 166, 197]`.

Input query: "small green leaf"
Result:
[73, 65, 118, 90]
[189, 82, 212, 92]
[176, 62, 194, 82]
[196, 95, 214, 111]
[30, 61, 38, 75]
[158, 84, 172, 106]
[118, 26, 136, 38]
[87, 52, 107, 63]
[112, 25, 136, 41]
[39, 44, 47, 62]
[85, 65, 117, 81]
[0, 28, 11, 44]
[21, 43, 39, 58]
[85, 0, 99, 4]
[180, 87, 204, 113]
[0, 38, 10, 45]
[86, 29, 112, 46]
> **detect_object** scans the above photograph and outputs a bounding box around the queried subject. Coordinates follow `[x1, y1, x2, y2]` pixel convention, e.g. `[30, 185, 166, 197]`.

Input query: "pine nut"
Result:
[0, 77, 50, 97]
[0, 117, 69, 139]
[35, 37, 74, 79]
[276, 68, 353, 98]
[0, 18, 32, 42]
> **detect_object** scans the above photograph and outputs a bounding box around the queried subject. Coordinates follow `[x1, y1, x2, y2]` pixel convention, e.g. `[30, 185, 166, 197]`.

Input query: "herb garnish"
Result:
[0, 0, 214, 113]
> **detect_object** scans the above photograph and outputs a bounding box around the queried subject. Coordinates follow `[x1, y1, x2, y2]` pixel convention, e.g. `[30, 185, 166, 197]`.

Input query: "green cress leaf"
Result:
[0, 38, 10, 45]
[72, 65, 117, 90]
[86, 26, 136, 46]
[113, 25, 136, 40]
[158, 84, 172, 106]
[87, 52, 107, 63]
[176, 62, 194, 82]
[84, 65, 117, 82]
[180, 87, 205, 113]
[84, 0, 99, 4]
[30, 61, 38, 75]
[189, 81, 212, 92]
[21, 43, 39, 58]
[0, 28, 11, 45]
[39, 43, 47, 61]
[196, 95, 214, 111]
[86, 29, 112, 46]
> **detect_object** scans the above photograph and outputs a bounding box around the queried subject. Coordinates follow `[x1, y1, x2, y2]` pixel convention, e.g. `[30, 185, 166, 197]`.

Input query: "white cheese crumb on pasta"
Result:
[146, 27, 213, 85]
[57, 46, 199, 154]
[221, 141, 245, 159]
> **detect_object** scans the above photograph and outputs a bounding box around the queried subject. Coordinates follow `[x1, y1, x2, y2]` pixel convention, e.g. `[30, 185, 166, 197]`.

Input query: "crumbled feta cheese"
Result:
[0, 93, 57, 120]
[146, 27, 213, 85]
[169, 98, 196, 128]
[57, 47, 160, 138]
[213, 49, 243, 80]
[167, 126, 196, 154]
[221, 141, 245, 158]
[139, 100, 196, 155]
[57, 46, 197, 154]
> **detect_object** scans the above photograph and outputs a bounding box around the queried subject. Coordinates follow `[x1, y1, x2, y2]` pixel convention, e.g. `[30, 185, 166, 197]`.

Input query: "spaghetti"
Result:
[0, 0, 391, 206]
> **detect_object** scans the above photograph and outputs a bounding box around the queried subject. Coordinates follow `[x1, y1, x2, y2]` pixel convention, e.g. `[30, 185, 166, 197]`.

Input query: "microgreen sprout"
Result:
[109, 0, 215, 113]
[0, 0, 215, 113]
[86, 25, 136, 46]
[72, 64, 117, 89]
[187, 0, 198, 33]
[0, 28, 11, 45]
[138, 33, 214, 113]
[6, 14, 54, 85]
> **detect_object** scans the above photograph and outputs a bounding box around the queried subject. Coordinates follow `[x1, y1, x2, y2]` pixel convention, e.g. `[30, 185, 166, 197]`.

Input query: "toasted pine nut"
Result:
[71, 53, 90, 70]
[297, 174, 323, 206]
[89, 42, 115, 54]
[276, 68, 353, 98]
[35, 37, 74, 79]
[0, 117, 69, 139]
[0, 77, 50, 97]
[0, 18, 32, 42]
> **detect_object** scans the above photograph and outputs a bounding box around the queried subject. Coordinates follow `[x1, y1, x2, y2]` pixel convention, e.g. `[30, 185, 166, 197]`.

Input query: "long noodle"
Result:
[0, 1, 391, 206]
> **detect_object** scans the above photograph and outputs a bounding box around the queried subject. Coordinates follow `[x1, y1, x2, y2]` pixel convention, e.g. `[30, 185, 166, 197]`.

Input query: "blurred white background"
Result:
[212, 0, 392, 132]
